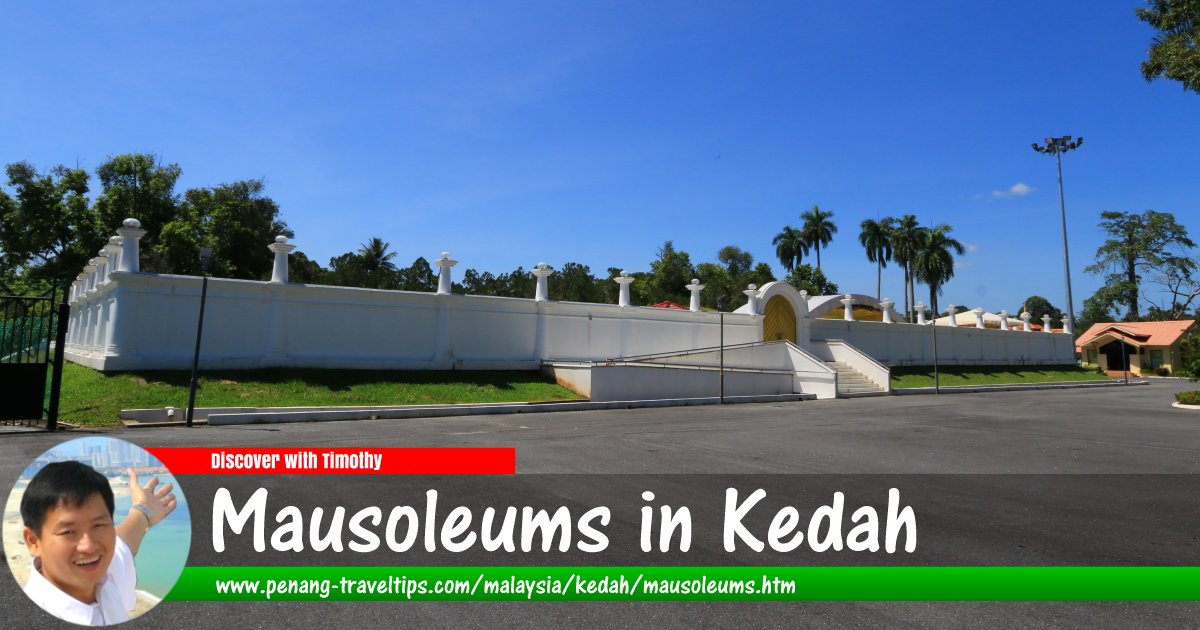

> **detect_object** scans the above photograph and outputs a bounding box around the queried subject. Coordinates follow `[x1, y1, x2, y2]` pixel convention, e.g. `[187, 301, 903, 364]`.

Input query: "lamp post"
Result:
[1032, 135, 1083, 333]
[185, 247, 213, 427]
[716, 297, 726, 404]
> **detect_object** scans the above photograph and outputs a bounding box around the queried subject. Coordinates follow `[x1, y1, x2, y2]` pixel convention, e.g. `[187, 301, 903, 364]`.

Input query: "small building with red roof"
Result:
[1075, 320, 1196, 376]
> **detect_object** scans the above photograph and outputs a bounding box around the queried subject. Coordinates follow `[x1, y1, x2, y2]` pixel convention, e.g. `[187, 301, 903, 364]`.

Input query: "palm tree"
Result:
[912, 224, 965, 317]
[800, 205, 837, 270]
[889, 214, 926, 322]
[858, 217, 895, 300]
[771, 225, 809, 272]
[357, 237, 398, 276]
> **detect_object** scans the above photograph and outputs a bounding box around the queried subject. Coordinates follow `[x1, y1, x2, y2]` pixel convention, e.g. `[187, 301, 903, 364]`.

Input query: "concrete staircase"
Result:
[827, 361, 888, 398]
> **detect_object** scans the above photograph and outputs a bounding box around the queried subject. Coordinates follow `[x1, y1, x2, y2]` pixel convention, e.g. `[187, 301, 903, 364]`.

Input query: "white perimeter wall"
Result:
[809, 318, 1076, 366]
[63, 271, 1076, 372]
[65, 272, 762, 371]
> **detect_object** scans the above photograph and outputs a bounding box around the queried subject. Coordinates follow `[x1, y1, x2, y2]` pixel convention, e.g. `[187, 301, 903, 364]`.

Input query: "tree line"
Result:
[3, 154, 1196, 339]
[0, 154, 289, 294]
[773, 207, 966, 319]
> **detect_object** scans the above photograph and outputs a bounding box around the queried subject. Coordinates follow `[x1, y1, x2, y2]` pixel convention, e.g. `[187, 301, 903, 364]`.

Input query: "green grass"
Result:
[57, 363, 583, 427]
[890, 365, 1114, 389]
[1177, 391, 1200, 406]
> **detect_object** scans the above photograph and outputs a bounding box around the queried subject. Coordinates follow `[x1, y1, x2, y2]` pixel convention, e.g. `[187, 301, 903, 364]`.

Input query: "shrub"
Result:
[1155, 366, 1172, 377]
[1177, 391, 1200, 406]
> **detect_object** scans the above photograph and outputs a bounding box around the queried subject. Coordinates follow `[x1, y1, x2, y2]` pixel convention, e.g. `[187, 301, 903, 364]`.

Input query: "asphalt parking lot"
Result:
[3, 380, 1198, 628]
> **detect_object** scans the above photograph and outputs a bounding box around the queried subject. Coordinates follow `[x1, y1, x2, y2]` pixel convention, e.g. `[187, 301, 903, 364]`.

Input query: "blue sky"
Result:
[3, 1, 1196, 314]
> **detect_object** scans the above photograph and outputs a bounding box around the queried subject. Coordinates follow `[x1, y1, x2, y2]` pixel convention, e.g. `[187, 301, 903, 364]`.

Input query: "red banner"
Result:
[145, 447, 515, 475]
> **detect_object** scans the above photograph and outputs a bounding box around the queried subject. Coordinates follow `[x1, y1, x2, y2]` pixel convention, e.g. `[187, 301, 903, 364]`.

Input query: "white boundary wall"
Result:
[809, 318, 1075, 366]
[64, 272, 762, 371]
[62, 247, 1076, 373]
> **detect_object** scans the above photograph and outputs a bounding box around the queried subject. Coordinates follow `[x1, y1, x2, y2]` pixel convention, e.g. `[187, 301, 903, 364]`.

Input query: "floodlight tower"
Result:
[1032, 135, 1082, 332]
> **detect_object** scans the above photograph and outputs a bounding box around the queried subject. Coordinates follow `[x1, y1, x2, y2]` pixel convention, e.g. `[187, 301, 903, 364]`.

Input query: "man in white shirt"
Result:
[20, 461, 177, 626]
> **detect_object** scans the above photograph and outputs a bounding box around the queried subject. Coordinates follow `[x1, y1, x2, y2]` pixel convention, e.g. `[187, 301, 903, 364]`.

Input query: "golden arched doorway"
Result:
[762, 295, 797, 343]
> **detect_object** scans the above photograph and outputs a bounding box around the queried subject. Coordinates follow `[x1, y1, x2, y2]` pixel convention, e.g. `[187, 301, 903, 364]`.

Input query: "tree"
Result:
[771, 225, 808, 272]
[397, 257, 437, 292]
[695, 262, 730, 309]
[1019, 295, 1064, 323]
[0, 162, 103, 285]
[1137, 0, 1200, 95]
[647, 241, 695, 304]
[92, 154, 183, 273]
[170, 180, 291, 278]
[890, 214, 927, 322]
[750, 262, 775, 288]
[1084, 210, 1195, 320]
[912, 224, 965, 316]
[550, 262, 605, 302]
[785, 263, 838, 296]
[858, 217, 895, 300]
[1075, 285, 1126, 334]
[1147, 252, 1200, 318]
[287, 250, 326, 284]
[800, 205, 837, 270]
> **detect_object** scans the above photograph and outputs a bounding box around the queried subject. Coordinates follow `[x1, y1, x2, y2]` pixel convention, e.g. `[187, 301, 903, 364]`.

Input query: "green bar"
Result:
[168, 567, 1200, 602]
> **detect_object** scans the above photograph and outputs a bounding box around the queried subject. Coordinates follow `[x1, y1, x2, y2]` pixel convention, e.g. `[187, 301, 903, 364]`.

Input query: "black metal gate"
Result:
[1, 286, 69, 430]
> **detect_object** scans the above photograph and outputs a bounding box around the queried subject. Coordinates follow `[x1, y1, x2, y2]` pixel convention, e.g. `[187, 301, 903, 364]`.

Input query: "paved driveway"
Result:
[2, 380, 1198, 627]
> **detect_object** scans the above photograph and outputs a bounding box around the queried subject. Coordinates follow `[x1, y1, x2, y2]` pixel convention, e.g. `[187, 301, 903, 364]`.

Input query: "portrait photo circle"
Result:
[3, 437, 191, 626]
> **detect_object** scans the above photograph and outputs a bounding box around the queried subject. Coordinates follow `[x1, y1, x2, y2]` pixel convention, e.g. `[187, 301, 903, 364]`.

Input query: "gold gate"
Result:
[762, 295, 796, 343]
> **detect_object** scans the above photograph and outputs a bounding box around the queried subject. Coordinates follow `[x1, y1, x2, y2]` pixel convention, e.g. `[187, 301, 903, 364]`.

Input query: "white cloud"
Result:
[965, 243, 979, 253]
[991, 182, 1035, 199]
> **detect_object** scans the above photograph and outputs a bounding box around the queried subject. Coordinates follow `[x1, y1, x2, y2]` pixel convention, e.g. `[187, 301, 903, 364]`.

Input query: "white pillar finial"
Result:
[1042, 314, 1053, 333]
[946, 304, 958, 326]
[96, 248, 110, 285]
[1061, 315, 1073, 336]
[615, 270, 635, 307]
[435, 251, 458, 295]
[1020, 311, 1032, 332]
[916, 301, 926, 325]
[999, 309, 1010, 331]
[686, 279, 704, 312]
[880, 298, 894, 324]
[115, 218, 146, 273]
[84, 259, 99, 294]
[743, 284, 759, 314]
[973, 307, 985, 329]
[841, 294, 855, 321]
[104, 237, 123, 281]
[268, 235, 296, 283]
[532, 262, 554, 302]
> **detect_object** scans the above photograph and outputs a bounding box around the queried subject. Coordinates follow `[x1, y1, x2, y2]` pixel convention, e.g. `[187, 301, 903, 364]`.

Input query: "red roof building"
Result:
[1075, 320, 1195, 376]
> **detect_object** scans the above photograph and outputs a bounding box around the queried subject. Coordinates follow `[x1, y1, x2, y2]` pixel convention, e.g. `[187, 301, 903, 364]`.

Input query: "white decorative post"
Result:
[70, 276, 83, 303]
[880, 298, 894, 323]
[104, 237, 123, 279]
[916, 301, 926, 325]
[1061, 315, 1073, 336]
[533, 262, 553, 302]
[435, 251, 457, 295]
[268, 235, 295, 283]
[84, 260, 99, 294]
[615, 271, 634, 307]
[743, 284, 759, 313]
[1042, 314, 1053, 332]
[116, 218, 145, 273]
[841, 294, 855, 321]
[96, 249, 110, 285]
[945, 304, 958, 326]
[1021, 311, 1032, 332]
[999, 310, 1010, 331]
[973, 307, 985, 329]
[686, 279, 704, 312]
